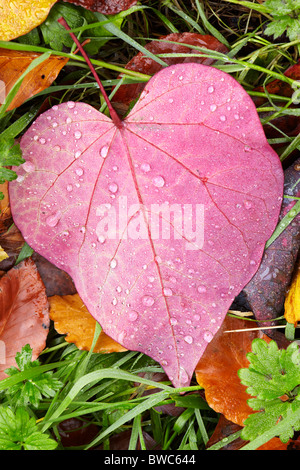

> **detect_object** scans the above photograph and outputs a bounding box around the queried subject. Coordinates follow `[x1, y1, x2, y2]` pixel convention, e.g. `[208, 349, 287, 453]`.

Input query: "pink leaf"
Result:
[9, 63, 284, 387]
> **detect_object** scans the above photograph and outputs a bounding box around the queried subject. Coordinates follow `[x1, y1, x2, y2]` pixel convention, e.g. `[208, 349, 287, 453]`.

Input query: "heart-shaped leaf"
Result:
[9, 63, 283, 387]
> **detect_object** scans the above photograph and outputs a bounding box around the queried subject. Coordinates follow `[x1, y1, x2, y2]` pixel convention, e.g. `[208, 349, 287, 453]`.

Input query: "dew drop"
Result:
[98, 235, 106, 244]
[184, 335, 193, 344]
[46, 211, 61, 227]
[163, 287, 173, 297]
[244, 145, 251, 152]
[142, 295, 155, 307]
[33, 135, 39, 141]
[74, 150, 81, 159]
[210, 104, 217, 112]
[76, 168, 84, 176]
[22, 161, 35, 173]
[100, 145, 109, 158]
[168, 98, 174, 103]
[128, 311, 139, 322]
[179, 367, 189, 384]
[243, 200, 252, 209]
[234, 114, 240, 120]
[208, 86, 214, 93]
[54, 145, 61, 152]
[66, 184, 73, 192]
[204, 331, 213, 342]
[170, 317, 177, 326]
[39, 138, 46, 144]
[67, 101, 76, 109]
[108, 182, 118, 193]
[220, 115, 226, 122]
[193, 314, 201, 321]
[153, 176, 165, 188]
[74, 130, 82, 140]
[66, 117, 72, 124]
[197, 285, 207, 294]
[110, 258, 117, 269]
[140, 162, 151, 172]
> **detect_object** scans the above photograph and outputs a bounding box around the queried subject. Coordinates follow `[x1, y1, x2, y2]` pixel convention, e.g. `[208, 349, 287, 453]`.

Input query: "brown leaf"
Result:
[112, 33, 228, 112]
[63, 0, 137, 15]
[0, 48, 68, 111]
[32, 252, 76, 297]
[0, 0, 57, 41]
[0, 258, 50, 380]
[49, 293, 126, 353]
[195, 315, 270, 427]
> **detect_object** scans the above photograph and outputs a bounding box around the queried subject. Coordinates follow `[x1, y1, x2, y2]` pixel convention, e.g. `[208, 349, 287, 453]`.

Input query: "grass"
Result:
[0, 0, 299, 450]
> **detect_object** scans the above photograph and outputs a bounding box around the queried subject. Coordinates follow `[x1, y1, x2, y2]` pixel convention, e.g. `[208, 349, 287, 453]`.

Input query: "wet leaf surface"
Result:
[9, 63, 283, 387]
[0, 258, 49, 380]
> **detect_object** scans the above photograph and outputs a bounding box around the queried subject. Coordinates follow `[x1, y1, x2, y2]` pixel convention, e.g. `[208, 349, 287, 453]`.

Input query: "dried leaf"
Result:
[49, 293, 126, 353]
[195, 315, 270, 426]
[62, 0, 137, 15]
[0, 0, 57, 41]
[0, 258, 50, 380]
[0, 246, 8, 262]
[284, 263, 300, 326]
[0, 48, 68, 111]
[113, 33, 228, 111]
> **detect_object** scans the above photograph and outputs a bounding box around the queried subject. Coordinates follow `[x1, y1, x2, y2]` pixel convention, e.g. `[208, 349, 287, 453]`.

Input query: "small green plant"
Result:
[0, 406, 57, 450]
[2, 344, 63, 408]
[238, 339, 300, 448]
[263, 0, 300, 41]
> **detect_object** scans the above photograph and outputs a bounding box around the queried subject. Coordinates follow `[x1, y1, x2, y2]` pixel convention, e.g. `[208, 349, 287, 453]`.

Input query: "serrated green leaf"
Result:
[4, 345, 63, 408]
[0, 406, 57, 450]
[239, 339, 300, 444]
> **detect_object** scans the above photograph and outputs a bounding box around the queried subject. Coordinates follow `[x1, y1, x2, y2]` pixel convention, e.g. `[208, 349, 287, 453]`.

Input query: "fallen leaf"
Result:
[32, 252, 77, 297]
[113, 33, 228, 112]
[9, 62, 283, 388]
[0, 48, 68, 111]
[206, 414, 290, 450]
[284, 262, 300, 326]
[0, 258, 50, 380]
[63, 0, 137, 15]
[195, 315, 271, 426]
[0, 246, 8, 262]
[0, 182, 12, 234]
[0, 0, 57, 41]
[49, 293, 126, 353]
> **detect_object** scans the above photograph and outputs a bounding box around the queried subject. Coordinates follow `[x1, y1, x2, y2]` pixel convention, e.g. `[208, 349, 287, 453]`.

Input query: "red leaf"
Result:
[9, 63, 283, 387]
[0, 258, 49, 380]
[113, 33, 229, 109]
[62, 0, 137, 15]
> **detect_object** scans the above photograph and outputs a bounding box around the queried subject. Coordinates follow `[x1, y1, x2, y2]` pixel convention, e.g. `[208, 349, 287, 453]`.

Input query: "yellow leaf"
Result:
[0, 245, 8, 261]
[0, 0, 57, 41]
[284, 265, 300, 326]
[49, 293, 127, 353]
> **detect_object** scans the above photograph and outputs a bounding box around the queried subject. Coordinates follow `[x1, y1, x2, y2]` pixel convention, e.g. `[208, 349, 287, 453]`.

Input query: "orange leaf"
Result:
[0, 48, 68, 111]
[0, 0, 57, 41]
[284, 263, 300, 326]
[49, 293, 126, 353]
[0, 258, 50, 380]
[195, 315, 270, 427]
